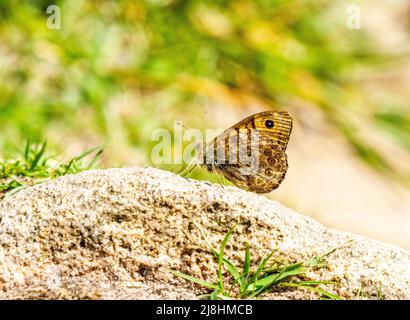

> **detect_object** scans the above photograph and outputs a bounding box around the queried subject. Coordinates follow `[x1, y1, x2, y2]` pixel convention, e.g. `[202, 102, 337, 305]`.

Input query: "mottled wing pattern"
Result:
[211, 134, 288, 193]
[201, 110, 293, 193]
[231, 111, 293, 151]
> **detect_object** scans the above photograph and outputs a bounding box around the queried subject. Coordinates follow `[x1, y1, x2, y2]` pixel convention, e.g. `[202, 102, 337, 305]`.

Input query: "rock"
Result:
[0, 167, 409, 299]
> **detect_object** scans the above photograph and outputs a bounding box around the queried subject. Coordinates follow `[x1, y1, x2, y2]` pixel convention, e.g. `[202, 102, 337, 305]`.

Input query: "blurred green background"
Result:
[1, 0, 410, 247]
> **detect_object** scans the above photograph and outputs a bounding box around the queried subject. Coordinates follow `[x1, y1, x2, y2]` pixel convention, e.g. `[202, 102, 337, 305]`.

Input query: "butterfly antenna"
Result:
[176, 121, 189, 131]
[187, 160, 198, 176]
[202, 108, 208, 146]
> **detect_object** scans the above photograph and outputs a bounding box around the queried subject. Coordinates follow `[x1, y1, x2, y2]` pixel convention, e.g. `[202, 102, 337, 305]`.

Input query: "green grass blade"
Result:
[243, 249, 276, 294]
[24, 140, 31, 162]
[29, 140, 47, 170]
[280, 282, 342, 300]
[242, 242, 251, 276]
[304, 286, 342, 300]
[293, 280, 340, 286]
[270, 262, 305, 282]
[62, 159, 75, 175]
[211, 248, 241, 283]
[202, 224, 241, 287]
[239, 242, 251, 294]
[306, 256, 328, 268]
[308, 239, 354, 268]
[61, 146, 103, 175]
[217, 226, 236, 293]
[5, 185, 27, 198]
[247, 262, 305, 297]
[356, 286, 363, 300]
[205, 290, 231, 300]
[377, 283, 383, 300]
[210, 290, 218, 300]
[74, 146, 104, 162]
[216, 293, 231, 300]
[86, 147, 104, 169]
[169, 269, 219, 290]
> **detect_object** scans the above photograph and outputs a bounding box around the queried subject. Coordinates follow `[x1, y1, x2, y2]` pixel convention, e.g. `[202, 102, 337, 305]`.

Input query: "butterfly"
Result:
[199, 110, 293, 193]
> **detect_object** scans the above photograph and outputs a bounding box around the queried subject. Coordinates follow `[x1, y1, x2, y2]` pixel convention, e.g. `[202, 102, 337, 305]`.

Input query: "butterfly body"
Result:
[201, 111, 292, 193]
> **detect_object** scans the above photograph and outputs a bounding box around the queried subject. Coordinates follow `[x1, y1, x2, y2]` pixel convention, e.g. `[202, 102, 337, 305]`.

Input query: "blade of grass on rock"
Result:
[247, 262, 305, 296]
[29, 140, 47, 170]
[169, 270, 219, 290]
[211, 248, 241, 284]
[218, 226, 236, 293]
[281, 282, 342, 300]
[243, 250, 276, 294]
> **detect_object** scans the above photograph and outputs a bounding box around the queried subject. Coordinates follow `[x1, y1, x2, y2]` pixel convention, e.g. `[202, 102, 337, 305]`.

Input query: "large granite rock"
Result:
[0, 167, 409, 299]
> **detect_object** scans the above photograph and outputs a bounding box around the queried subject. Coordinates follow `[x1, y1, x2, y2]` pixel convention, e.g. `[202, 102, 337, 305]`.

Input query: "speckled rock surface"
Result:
[0, 167, 409, 299]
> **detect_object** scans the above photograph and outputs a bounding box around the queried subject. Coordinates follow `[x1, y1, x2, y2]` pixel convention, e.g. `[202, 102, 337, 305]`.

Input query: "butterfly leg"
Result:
[210, 164, 227, 188]
[178, 158, 199, 178]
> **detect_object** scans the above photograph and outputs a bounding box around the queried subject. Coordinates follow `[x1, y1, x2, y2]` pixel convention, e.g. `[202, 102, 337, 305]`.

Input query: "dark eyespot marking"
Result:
[265, 168, 273, 176]
[265, 120, 274, 128]
[264, 149, 272, 156]
[268, 157, 276, 165]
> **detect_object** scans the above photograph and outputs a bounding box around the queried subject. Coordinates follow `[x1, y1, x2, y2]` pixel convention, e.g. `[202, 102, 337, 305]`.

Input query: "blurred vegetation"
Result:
[0, 140, 103, 197]
[0, 0, 409, 184]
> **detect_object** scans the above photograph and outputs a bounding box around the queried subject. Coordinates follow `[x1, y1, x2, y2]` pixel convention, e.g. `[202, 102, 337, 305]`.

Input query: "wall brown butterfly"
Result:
[200, 111, 293, 193]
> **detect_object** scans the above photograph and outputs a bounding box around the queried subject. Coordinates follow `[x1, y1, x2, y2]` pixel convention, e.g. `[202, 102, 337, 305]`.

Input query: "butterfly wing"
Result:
[202, 110, 292, 193]
[231, 111, 293, 151]
[212, 134, 288, 193]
